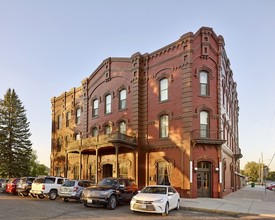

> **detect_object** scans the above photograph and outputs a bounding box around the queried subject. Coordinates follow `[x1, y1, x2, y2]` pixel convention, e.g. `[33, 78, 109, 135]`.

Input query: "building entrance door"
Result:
[103, 164, 113, 178]
[197, 161, 211, 197]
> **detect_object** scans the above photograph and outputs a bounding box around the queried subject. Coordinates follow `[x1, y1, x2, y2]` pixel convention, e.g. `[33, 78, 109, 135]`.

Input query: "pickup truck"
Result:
[30, 176, 67, 200]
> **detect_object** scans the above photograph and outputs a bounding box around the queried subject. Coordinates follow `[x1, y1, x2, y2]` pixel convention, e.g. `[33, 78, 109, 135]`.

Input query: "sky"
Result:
[0, 0, 275, 171]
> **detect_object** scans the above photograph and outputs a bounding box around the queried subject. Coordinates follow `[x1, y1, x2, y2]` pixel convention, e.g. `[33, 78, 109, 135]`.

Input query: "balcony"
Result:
[107, 131, 137, 147]
[191, 129, 226, 146]
[67, 131, 137, 151]
[234, 148, 243, 159]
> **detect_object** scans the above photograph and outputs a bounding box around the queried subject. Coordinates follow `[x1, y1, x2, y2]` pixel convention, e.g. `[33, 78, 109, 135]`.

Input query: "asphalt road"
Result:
[0, 193, 256, 220]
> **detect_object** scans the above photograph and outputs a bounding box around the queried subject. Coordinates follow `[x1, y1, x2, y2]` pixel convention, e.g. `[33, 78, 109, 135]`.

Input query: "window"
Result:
[160, 78, 168, 101]
[57, 115, 62, 129]
[76, 108, 81, 125]
[66, 111, 71, 127]
[119, 89, 126, 110]
[65, 135, 69, 148]
[119, 163, 128, 178]
[92, 99, 99, 117]
[105, 94, 111, 114]
[74, 165, 79, 180]
[200, 71, 209, 96]
[104, 124, 112, 134]
[88, 164, 96, 183]
[75, 133, 81, 140]
[200, 111, 209, 138]
[157, 161, 170, 185]
[92, 127, 98, 137]
[160, 115, 169, 138]
[119, 121, 126, 134]
[57, 137, 62, 152]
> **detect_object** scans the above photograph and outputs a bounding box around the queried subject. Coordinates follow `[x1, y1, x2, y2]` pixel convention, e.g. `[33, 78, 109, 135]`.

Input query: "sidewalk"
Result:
[180, 185, 275, 218]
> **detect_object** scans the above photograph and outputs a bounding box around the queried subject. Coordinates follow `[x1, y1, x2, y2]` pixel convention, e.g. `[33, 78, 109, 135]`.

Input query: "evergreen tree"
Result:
[0, 89, 32, 177]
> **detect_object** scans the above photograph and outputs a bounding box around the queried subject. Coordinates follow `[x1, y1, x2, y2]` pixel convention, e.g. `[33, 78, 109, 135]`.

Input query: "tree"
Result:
[243, 161, 261, 182]
[30, 150, 49, 176]
[267, 171, 275, 181]
[0, 89, 32, 177]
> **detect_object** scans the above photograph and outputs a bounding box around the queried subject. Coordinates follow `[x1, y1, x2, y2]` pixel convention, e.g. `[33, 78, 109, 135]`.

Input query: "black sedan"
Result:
[81, 177, 138, 210]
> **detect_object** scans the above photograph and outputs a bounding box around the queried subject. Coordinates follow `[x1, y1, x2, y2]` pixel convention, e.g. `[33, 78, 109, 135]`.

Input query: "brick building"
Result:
[50, 27, 242, 198]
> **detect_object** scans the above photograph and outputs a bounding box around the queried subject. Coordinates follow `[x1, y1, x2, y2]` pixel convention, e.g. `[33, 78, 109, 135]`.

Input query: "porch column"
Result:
[133, 151, 137, 181]
[79, 151, 82, 180]
[65, 151, 68, 178]
[95, 147, 98, 183]
[115, 146, 119, 178]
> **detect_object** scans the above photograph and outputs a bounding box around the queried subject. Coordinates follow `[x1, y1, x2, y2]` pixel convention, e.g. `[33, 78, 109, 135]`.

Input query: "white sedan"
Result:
[130, 185, 180, 215]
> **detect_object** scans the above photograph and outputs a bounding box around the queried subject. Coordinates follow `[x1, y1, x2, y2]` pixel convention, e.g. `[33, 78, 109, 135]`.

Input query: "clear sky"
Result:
[1, 0, 275, 171]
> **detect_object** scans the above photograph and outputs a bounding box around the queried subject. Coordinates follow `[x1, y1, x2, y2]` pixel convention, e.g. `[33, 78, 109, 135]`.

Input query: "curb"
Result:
[181, 206, 275, 219]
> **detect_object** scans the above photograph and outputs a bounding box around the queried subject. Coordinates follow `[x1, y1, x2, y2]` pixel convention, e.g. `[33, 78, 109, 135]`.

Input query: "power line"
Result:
[267, 153, 275, 167]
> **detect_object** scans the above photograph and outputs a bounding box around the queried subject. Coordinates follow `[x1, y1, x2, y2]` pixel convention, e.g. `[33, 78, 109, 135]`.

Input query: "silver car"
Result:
[59, 180, 94, 202]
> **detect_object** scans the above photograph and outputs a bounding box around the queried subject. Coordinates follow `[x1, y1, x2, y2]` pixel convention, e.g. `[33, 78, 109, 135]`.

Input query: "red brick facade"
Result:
[51, 27, 242, 198]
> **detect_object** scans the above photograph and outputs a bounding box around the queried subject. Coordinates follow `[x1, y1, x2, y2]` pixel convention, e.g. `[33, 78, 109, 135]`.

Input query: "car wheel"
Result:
[49, 190, 57, 200]
[30, 193, 36, 198]
[176, 200, 180, 210]
[22, 192, 29, 197]
[107, 195, 117, 210]
[162, 202, 169, 216]
[83, 201, 89, 207]
[63, 198, 69, 202]
[37, 194, 45, 199]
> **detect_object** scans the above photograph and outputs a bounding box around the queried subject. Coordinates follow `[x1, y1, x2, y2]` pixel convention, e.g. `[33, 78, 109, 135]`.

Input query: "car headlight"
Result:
[131, 197, 136, 202]
[100, 191, 110, 196]
[154, 198, 165, 203]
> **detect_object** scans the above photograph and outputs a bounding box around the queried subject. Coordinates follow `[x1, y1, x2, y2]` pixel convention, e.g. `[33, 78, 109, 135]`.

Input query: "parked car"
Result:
[16, 177, 36, 196]
[59, 179, 94, 202]
[130, 185, 180, 216]
[30, 176, 67, 200]
[0, 178, 9, 193]
[81, 177, 138, 210]
[266, 182, 275, 191]
[6, 178, 20, 194]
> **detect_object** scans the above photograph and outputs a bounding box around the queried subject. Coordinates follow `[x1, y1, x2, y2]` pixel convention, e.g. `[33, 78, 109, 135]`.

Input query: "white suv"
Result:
[30, 176, 67, 200]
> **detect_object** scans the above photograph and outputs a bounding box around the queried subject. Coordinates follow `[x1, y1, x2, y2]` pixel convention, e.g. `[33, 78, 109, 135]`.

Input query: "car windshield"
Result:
[141, 186, 167, 194]
[62, 180, 75, 187]
[33, 178, 45, 183]
[99, 179, 118, 187]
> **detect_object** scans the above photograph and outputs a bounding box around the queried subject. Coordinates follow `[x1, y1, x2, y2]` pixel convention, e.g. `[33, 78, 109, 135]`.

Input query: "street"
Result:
[0, 193, 239, 220]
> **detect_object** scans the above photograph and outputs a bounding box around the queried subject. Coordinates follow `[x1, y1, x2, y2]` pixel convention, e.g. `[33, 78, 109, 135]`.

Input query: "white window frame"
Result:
[160, 78, 168, 101]
[105, 94, 111, 114]
[160, 115, 169, 138]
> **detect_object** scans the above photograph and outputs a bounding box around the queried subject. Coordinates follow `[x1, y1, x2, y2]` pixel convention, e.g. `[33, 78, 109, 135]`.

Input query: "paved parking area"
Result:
[0, 193, 240, 220]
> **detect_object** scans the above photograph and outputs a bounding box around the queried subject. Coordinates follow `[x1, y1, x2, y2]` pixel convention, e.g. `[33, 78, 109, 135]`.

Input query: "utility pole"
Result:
[261, 153, 264, 185]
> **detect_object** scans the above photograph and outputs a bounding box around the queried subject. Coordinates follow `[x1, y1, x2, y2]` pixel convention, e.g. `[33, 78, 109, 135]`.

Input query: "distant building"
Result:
[50, 27, 242, 198]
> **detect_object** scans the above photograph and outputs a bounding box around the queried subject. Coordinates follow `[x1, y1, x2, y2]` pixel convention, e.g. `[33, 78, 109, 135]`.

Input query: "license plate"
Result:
[87, 198, 93, 203]
[141, 204, 146, 209]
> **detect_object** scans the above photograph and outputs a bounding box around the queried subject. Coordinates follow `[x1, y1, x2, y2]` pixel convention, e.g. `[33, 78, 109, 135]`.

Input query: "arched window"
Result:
[105, 94, 111, 114]
[57, 137, 62, 152]
[75, 133, 81, 140]
[92, 127, 98, 137]
[200, 111, 209, 138]
[119, 162, 128, 178]
[119, 121, 126, 134]
[66, 111, 71, 127]
[92, 99, 99, 117]
[160, 115, 169, 138]
[200, 71, 209, 96]
[104, 124, 112, 134]
[119, 89, 126, 110]
[159, 78, 168, 101]
[65, 135, 69, 148]
[76, 108, 81, 125]
[57, 115, 62, 129]
[157, 161, 170, 185]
